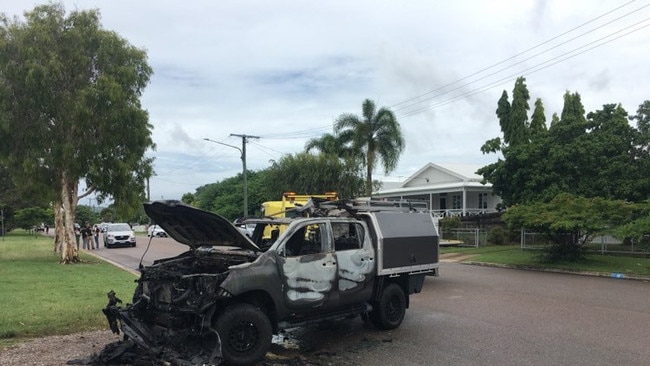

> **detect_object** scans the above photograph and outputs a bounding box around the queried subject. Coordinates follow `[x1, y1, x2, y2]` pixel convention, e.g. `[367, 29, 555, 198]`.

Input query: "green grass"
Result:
[441, 245, 650, 277]
[0, 231, 137, 348]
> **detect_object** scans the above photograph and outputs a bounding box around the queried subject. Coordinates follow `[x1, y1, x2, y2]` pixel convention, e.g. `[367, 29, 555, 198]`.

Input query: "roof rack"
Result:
[348, 198, 428, 212]
[305, 198, 428, 218]
[260, 197, 429, 220]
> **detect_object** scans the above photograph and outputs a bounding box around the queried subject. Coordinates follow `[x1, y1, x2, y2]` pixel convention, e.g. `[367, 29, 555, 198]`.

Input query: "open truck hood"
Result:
[143, 200, 260, 251]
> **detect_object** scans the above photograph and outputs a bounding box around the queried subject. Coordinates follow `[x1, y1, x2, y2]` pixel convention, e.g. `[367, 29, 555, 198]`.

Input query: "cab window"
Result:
[332, 222, 364, 251]
[284, 223, 327, 256]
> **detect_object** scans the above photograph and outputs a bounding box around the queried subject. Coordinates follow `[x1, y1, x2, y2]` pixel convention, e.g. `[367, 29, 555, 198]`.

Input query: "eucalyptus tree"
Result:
[0, 4, 154, 263]
[334, 99, 405, 195]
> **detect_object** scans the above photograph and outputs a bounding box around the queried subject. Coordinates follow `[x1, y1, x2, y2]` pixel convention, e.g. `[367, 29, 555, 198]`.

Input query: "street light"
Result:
[203, 136, 258, 217]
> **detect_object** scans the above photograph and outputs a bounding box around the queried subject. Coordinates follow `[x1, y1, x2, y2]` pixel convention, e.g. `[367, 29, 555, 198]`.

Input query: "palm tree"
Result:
[304, 133, 342, 155]
[304, 133, 360, 161]
[334, 99, 405, 195]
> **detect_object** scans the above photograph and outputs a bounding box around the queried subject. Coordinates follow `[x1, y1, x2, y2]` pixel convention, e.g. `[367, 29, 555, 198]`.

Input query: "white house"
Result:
[372, 163, 501, 217]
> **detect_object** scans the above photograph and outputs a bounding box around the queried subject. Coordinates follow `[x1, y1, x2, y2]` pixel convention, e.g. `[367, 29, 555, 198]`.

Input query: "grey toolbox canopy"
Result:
[359, 208, 439, 276]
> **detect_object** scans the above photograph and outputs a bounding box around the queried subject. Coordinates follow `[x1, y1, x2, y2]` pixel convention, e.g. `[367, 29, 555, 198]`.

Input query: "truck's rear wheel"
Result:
[371, 283, 406, 330]
[215, 303, 272, 366]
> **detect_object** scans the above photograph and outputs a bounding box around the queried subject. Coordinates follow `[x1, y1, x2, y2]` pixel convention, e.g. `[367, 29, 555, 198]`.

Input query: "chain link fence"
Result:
[441, 228, 487, 248]
[520, 229, 650, 256]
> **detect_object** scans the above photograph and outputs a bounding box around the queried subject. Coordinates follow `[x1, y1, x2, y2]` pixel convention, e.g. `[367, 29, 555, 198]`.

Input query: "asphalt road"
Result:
[93, 236, 650, 366]
[359, 264, 650, 366]
[95, 234, 186, 273]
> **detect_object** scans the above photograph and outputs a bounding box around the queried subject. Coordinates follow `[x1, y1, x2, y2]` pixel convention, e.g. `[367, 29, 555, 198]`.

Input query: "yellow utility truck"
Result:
[261, 191, 338, 218]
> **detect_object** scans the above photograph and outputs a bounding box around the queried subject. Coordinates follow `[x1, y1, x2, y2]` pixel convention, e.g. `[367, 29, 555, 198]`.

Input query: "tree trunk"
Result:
[365, 151, 375, 196]
[53, 201, 64, 253]
[60, 171, 80, 264]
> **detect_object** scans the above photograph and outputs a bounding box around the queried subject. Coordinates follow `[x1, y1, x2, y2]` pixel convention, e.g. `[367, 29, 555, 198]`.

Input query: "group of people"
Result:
[74, 222, 101, 250]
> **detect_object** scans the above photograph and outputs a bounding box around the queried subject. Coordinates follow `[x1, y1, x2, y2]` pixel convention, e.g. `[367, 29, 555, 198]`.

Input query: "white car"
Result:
[103, 223, 136, 248]
[147, 224, 168, 237]
[235, 223, 254, 238]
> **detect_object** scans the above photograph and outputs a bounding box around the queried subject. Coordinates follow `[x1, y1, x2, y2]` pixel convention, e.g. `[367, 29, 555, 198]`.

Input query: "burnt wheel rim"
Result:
[386, 295, 401, 322]
[227, 320, 258, 353]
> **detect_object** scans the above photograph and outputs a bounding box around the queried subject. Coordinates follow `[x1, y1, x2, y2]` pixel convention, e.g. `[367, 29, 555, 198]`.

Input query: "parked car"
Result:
[98, 222, 111, 232]
[103, 223, 136, 248]
[147, 224, 167, 237]
[234, 222, 254, 237]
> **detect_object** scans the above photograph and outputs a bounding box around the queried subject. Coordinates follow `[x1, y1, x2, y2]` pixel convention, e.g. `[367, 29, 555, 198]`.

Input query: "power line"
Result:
[260, 124, 333, 139]
[149, 136, 248, 192]
[397, 18, 650, 118]
[392, 1, 649, 117]
[250, 141, 289, 157]
[390, 0, 642, 111]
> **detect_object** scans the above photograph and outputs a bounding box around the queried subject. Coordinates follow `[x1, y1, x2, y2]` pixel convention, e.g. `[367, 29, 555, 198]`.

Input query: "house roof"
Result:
[378, 181, 403, 191]
[435, 163, 484, 180]
[375, 180, 490, 197]
[402, 163, 483, 186]
[374, 162, 489, 197]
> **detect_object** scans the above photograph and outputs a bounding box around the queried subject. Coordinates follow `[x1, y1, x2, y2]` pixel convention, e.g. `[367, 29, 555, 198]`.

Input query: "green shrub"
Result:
[439, 216, 461, 229]
[488, 226, 508, 245]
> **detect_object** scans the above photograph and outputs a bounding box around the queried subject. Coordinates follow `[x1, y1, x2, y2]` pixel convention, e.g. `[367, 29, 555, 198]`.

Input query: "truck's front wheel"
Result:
[371, 283, 406, 330]
[216, 303, 272, 366]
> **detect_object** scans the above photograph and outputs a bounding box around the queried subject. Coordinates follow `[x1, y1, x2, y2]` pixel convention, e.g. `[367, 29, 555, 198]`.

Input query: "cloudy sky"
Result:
[3, 0, 649, 201]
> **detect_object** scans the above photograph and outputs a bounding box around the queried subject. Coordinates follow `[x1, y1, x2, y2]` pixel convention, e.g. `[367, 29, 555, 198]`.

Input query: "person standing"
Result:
[93, 224, 100, 249]
[81, 222, 93, 250]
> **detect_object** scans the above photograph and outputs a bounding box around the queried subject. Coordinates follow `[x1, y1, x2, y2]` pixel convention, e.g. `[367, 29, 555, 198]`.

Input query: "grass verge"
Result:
[441, 245, 650, 277]
[0, 231, 137, 349]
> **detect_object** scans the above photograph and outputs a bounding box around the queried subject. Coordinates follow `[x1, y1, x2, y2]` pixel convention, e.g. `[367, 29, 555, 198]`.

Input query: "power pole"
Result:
[230, 134, 259, 217]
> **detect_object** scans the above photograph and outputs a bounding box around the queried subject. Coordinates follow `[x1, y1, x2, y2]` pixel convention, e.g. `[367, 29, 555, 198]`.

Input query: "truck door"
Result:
[280, 222, 337, 310]
[331, 221, 375, 306]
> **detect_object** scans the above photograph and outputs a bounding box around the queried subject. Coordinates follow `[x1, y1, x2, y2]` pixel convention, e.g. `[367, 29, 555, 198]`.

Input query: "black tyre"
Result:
[216, 303, 272, 366]
[370, 283, 406, 330]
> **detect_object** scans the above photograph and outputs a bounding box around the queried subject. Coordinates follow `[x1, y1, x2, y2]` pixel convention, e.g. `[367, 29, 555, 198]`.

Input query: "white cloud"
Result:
[2, 0, 649, 200]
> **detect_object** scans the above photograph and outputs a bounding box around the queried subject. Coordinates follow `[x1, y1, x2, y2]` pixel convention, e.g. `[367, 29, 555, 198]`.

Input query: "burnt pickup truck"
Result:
[103, 199, 439, 366]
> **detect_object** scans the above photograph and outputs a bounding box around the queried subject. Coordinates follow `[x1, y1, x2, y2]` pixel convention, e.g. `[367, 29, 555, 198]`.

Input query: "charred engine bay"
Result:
[97, 248, 255, 366]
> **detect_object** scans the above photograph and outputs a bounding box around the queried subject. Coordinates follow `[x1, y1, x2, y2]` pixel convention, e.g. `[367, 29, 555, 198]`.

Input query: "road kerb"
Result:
[462, 261, 650, 282]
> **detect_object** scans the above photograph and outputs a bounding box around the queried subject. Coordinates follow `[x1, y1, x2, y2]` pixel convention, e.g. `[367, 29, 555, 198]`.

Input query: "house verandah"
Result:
[372, 163, 502, 217]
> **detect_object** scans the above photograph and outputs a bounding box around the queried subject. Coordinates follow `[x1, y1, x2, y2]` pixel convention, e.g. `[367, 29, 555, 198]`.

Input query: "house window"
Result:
[478, 193, 488, 209]
[452, 194, 462, 209]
